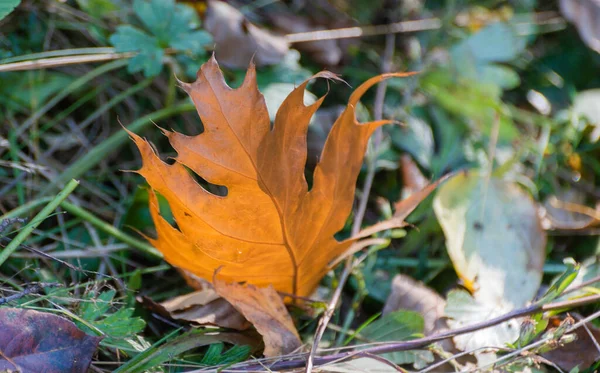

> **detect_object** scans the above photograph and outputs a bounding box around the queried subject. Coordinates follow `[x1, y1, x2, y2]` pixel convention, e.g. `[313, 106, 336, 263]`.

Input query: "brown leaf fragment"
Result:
[560, 0, 600, 53]
[542, 191, 600, 230]
[383, 275, 447, 335]
[213, 276, 301, 357]
[162, 290, 250, 330]
[383, 274, 452, 351]
[400, 155, 429, 194]
[268, 13, 343, 66]
[177, 268, 212, 290]
[204, 0, 289, 68]
[0, 307, 101, 373]
[138, 289, 250, 330]
[543, 315, 600, 371]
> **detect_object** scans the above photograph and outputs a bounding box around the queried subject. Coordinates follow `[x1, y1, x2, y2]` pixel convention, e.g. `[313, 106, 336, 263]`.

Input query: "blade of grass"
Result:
[15, 59, 128, 138]
[41, 101, 195, 194]
[0, 179, 79, 266]
[0, 48, 117, 64]
[60, 201, 161, 258]
[38, 83, 107, 135]
[77, 77, 153, 131]
[113, 328, 183, 373]
[7, 130, 24, 205]
[0, 52, 133, 73]
[0, 197, 53, 221]
[342, 312, 381, 346]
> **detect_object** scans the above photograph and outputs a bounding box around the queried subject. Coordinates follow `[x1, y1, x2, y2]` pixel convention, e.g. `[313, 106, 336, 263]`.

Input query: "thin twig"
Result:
[480, 308, 600, 371]
[304, 33, 397, 373]
[286, 18, 442, 43]
[0, 52, 134, 72]
[217, 293, 600, 371]
[0, 283, 62, 305]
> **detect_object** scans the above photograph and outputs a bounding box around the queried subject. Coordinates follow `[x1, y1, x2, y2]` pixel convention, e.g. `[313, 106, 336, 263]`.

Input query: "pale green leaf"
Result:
[433, 171, 546, 308]
[445, 289, 520, 351]
[0, 0, 21, 21]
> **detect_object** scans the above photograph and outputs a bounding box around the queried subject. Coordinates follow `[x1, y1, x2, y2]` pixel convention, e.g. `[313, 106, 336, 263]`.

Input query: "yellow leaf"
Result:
[129, 56, 417, 297]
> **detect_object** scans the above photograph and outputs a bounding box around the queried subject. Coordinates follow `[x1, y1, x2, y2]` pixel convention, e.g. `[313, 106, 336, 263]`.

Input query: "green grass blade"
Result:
[0, 179, 79, 266]
[41, 101, 195, 194]
[60, 201, 161, 258]
[77, 77, 153, 130]
[16, 59, 128, 137]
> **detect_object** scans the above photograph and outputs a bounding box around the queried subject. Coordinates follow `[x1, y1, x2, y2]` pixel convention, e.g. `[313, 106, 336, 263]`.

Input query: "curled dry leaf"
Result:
[129, 56, 417, 298]
[0, 308, 101, 373]
[542, 192, 600, 230]
[399, 154, 429, 195]
[213, 276, 301, 357]
[138, 288, 249, 330]
[203, 0, 288, 68]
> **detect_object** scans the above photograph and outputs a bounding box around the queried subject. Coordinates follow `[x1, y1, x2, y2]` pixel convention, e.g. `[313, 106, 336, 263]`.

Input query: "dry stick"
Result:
[0, 283, 62, 305]
[286, 18, 442, 43]
[305, 33, 397, 373]
[285, 11, 562, 43]
[0, 52, 135, 72]
[481, 308, 600, 372]
[0, 12, 565, 74]
[222, 293, 600, 372]
[0, 19, 440, 73]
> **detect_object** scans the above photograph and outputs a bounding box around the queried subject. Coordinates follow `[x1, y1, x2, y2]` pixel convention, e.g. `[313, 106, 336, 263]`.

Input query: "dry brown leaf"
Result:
[543, 315, 600, 371]
[383, 274, 453, 353]
[268, 13, 343, 66]
[138, 290, 249, 330]
[213, 275, 301, 357]
[400, 154, 429, 194]
[203, 0, 289, 68]
[560, 0, 600, 53]
[383, 274, 448, 336]
[161, 289, 250, 330]
[129, 56, 417, 298]
[543, 192, 600, 230]
[177, 268, 212, 290]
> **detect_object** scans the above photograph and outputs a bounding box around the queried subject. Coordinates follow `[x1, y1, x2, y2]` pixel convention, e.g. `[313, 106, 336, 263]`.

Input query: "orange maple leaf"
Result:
[129, 57, 416, 297]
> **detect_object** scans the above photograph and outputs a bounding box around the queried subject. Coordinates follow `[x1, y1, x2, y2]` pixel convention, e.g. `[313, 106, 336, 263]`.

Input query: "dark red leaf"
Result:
[0, 307, 101, 373]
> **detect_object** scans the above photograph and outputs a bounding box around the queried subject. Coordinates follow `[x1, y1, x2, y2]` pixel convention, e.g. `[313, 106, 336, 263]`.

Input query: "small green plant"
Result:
[76, 289, 147, 353]
[109, 0, 211, 77]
